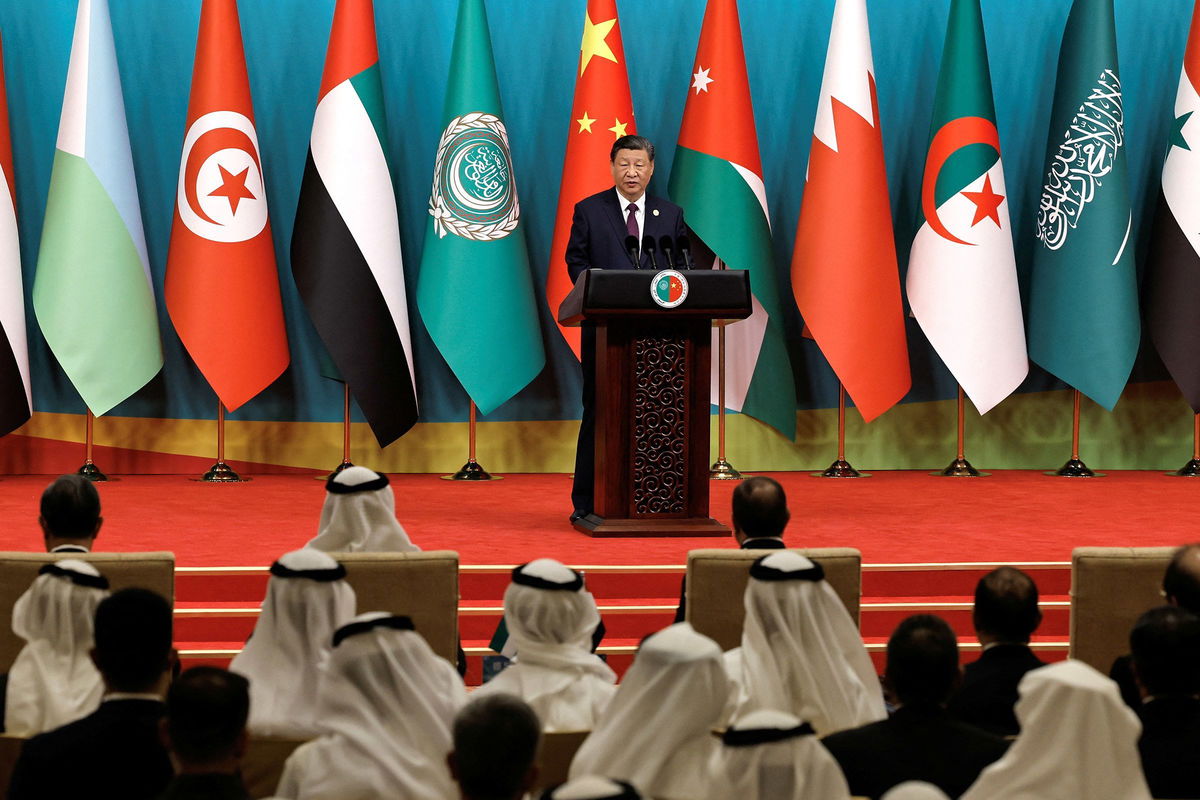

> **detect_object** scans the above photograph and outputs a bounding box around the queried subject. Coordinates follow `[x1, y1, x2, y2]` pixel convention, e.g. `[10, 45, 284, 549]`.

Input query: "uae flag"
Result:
[546, 0, 635, 360]
[292, 0, 418, 447]
[906, 0, 1027, 414]
[166, 0, 289, 412]
[0, 33, 30, 436]
[791, 0, 910, 422]
[1145, 0, 1200, 413]
[668, 0, 797, 439]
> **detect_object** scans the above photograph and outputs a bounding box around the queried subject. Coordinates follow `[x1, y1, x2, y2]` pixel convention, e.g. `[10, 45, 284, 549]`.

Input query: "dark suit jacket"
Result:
[1138, 695, 1200, 799]
[565, 187, 688, 279]
[947, 643, 1044, 736]
[7, 698, 173, 800]
[1111, 653, 1142, 709]
[673, 537, 787, 623]
[821, 705, 1009, 799]
[156, 773, 251, 800]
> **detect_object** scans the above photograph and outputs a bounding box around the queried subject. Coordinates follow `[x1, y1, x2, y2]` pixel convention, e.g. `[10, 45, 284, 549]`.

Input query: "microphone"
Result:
[624, 235, 640, 269]
[642, 235, 659, 270]
[677, 238, 695, 270]
[658, 235, 677, 269]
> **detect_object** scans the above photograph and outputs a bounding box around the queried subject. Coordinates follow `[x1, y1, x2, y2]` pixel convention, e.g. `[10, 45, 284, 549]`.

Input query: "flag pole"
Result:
[710, 316, 742, 481]
[1049, 389, 1101, 477]
[76, 410, 107, 482]
[815, 383, 867, 478]
[201, 402, 244, 482]
[320, 384, 355, 481]
[1170, 413, 1200, 477]
[444, 401, 499, 481]
[935, 385, 987, 477]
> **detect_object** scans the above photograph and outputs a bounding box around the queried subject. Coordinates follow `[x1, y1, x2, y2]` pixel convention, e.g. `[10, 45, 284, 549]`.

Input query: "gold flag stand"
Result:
[814, 384, 868, 478]
[76, 410, 108, 482]
[200, 402, 245, 482]
[444, 401, 500, 481]
[1048, 389, 1102, 477]
[934, 386, 988, 477]
[320, 384, 355, 480]
[710, 317, 742, 481]
[1169, 413, 1200, 477]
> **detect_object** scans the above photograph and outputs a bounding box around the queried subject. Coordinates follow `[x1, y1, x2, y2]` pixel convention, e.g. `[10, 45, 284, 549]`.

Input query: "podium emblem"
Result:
[651, 270, 689, 308]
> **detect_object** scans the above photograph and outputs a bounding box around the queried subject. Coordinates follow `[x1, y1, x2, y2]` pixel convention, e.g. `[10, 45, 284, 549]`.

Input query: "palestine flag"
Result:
[906, 0, 1027, 414]
[1028, 0, 1139, 411]
[0, 32, 30, 437]
[292, 0, 418, 447]
[1145, 0, 1200, 413]
[668, 0, 797, 440]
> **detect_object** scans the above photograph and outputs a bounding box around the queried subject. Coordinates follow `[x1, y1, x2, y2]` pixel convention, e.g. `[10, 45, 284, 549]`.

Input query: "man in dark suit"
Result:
[39, 474, 103, 553]
[947, 566, 1045, 736]
[448, 693, 541, 800]
[7, 588, 174, 800]
[822, 615, 1008, 799]
[565, 134, 689, 522]
[157, 666, 252, 800]
[1130, 606, 1200, 799]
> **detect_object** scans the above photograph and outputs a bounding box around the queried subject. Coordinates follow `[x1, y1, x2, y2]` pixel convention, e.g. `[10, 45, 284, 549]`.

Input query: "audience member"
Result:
[274, 612, 465, 800]
[822, 615, 1008, 799]
[569, 623, 728, 800]
[725, 551, 885, 734]
[39, 474, 102, 553]
[674, 475, 788, 622]
[7, 587, 175, 800]
[961, 660, 1151, 800]
[3, 561, 109, 735]
[305, 466, 419, 552]
[448, 693, 541, 800]
[710, 708, 851, 799]
[540, 777, 641, 800]
[229, 549, 355, 736]
[158, 667, 251, 800]
[947, 566, 1044, 735]
[1130, 606, 1200, 799]
[476, 560, 615, 730]
[882, 783, 951, 800]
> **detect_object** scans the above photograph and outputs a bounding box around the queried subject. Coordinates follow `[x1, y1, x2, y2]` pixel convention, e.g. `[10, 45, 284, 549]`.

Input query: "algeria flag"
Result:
[906, 0, 1027, 414]
[668, 0, 796, 439]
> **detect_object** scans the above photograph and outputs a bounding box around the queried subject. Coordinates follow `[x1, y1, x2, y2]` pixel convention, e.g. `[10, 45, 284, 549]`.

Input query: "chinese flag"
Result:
[165, 0, 289, 411]
[546, 0, 635, 359]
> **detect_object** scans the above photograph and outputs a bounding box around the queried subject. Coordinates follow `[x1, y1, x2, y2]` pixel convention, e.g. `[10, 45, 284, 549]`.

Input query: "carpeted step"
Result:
[863, 564, 1070, 597]
[858, 595, 1069, 638]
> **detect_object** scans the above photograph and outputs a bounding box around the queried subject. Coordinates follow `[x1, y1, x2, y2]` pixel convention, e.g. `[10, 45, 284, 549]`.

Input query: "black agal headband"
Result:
[333, 614, 415, 647]
[325, 471, 389, 494]
[269, 560, 347, 582]
[39, 563, 109, 590]
[512, 562, 584, 592]
[749, 555, 824, 582]
[722, 721, 815, 746]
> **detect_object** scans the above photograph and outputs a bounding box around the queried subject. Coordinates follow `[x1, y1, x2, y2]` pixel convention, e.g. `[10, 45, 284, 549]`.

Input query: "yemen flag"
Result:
[906, 0, 1027, 415]
[790, 0, 910, 423]
[32, 0, 162, 417]
[1028, 0, 1138, 411]
[668, 0, 797, 439]
[416, 0, 545, 415]
[1145, 0, 1200, 413]
[0, 33, 30, 436]
[292, 0, 418, 447]
[166, 0, 289, 412]
[546, 0, 636, 359]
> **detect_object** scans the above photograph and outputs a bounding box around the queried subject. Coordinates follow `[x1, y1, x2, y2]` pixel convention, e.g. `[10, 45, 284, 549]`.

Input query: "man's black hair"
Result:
[40, 474, 101, 539]
[1163, 544, 1200, 613]
[166, 667, 249, 764]
[1131, 606, 1200, 697]
[610, 135, 655, 162]
[886, 614, 959, 707]
[93, 587, 173, 692]
[453, 693, 541, 800]
[973, 566, 1041, 643]
[732, 475, 789, 539]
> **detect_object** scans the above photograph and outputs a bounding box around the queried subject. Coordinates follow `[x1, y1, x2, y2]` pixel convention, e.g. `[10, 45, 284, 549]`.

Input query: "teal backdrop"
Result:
[0, 0, 1191, 430]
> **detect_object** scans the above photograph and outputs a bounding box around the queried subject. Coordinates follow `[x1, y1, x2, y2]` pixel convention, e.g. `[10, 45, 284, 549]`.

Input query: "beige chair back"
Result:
[242, 734, 308, 798]
[532, 730, 590, 793]
[332, 551, 460, 664]
[0, 551, 175, 672]
[1070, 546, 1176, 672]
[685, 548, 862, 651]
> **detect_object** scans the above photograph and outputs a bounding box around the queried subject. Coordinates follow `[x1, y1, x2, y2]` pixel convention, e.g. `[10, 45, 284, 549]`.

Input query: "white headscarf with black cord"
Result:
[540, 776, 642, 800]
[306, 466, 419, 552]
[709, 709, 851, 800]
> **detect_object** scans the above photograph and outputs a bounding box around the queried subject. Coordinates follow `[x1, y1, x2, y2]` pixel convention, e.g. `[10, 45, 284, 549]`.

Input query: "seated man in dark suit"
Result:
[39, 474, 103, 553]
[822, 615, 1008, 799]
[448, 693, 541, 800]
[158, 666, 252, 800]
[673, 475, 788, 622]
[7, 587, 174, 800]
[1130, 606, 1200, 799]
[947, 566, 1044, 735]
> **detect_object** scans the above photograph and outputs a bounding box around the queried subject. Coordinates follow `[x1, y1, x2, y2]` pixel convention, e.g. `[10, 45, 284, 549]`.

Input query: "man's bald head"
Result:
[731, 476, 789, 544]
[1164, 544, 1200, 613]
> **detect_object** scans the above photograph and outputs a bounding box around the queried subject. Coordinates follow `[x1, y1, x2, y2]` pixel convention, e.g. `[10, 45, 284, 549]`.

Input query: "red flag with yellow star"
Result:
[546, 0, 635, 359]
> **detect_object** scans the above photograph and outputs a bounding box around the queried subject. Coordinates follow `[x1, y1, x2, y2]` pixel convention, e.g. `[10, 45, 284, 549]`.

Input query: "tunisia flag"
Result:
[546, 0, 635, 359]
[166, 0, 289, 411]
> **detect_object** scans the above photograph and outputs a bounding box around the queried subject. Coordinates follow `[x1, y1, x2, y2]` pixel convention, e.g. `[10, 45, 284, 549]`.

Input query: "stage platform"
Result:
[0, 471, 1192, 682]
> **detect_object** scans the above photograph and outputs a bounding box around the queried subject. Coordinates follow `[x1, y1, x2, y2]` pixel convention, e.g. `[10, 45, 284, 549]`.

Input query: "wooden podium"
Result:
[558, 268, 751, 537]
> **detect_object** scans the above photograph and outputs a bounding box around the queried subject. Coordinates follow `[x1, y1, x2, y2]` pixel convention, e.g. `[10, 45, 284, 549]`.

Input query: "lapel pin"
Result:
[653, 209, 660, 216]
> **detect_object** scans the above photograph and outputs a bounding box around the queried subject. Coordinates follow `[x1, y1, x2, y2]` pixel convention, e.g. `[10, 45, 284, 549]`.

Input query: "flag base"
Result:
[200, 461, 246, 483]
[1047, 458, 1103, 478]
[317, 461, 354, 481]
[442, 459, 502, 481]
[1169, 458, 1200, 477]
[933, 457, 989, 477]
[709, 458, 744, 480]
[813, 459, 870, 478]
[77, 461, 108, 482]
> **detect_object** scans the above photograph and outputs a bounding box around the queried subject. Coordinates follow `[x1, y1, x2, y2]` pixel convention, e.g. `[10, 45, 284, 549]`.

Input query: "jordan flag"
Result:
[166, 0, 289, 411]
[791, 0, 910, 422]
[0, 33, 30, 437]
[1146, 0, 1200, 413]
[906, 0, 1027, 414]
[546, 0, 635, 359]
[668, 0, 797, 439]
[292, 0, 418, 447]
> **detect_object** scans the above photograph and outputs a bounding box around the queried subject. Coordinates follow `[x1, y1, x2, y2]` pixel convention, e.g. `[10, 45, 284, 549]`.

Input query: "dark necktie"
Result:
[626, 202, 639, 241]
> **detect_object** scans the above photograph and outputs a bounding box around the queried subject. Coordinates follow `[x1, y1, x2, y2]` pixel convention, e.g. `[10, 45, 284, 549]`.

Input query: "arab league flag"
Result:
[906, 0, 1027, 415]
[1145, 0, 1200, 414]
[416, 0, 545, 415]
[668, 0, 797, 439]
[292, 0, 418, 447]
[32, 0, 162, 417]
[0, 32, 31, 437]
[1028, 0, 1139, 411]
[166, 0, 289, 412]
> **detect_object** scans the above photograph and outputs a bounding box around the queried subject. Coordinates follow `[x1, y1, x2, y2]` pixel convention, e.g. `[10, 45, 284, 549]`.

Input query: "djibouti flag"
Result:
[33, 0, 162, 416]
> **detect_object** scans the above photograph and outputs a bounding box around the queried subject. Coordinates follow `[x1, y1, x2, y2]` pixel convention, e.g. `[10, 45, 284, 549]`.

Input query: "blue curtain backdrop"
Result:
[0, 0, 1189, 428]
